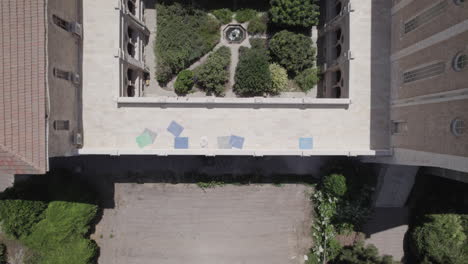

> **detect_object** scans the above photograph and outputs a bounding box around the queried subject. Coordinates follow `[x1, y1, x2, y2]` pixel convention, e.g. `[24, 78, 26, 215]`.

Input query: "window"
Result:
[53, 68, 70, 80]
[452, 53, 467, 72]
[53, 120, 70, 131]
[451, 118, 465, 136]
[404, 1, 448, 34]
[392, 121, 408, 134]
[53, 15, 70, 31]
[402, 62, 445, 84]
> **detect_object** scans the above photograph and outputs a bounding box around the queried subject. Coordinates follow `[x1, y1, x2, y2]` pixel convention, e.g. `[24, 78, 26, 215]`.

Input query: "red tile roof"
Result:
[0, 0, 47, 174]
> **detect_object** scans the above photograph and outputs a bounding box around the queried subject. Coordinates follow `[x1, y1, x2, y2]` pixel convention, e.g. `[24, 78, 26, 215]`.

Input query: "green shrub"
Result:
[327, 238, 343, 261]
[234, 47, 272, 96]
[248, 13, 268, 35]
[174, 70, 194, 95]
[333, 242, 397, 264]
[322, 174, 347, 198]
[0, 243, 6, 264]
[269, 63, 288, 94]
[249, 38, 267, 49]
[212, 8, 233, 24]
[411, 214, 467, 264]
[24, 201, 99, 264]
[270, 0, 320, 27]
[194, 46, 231, 96]
[0, 200, 47, 238]
[295, 68, 319, 92]
[269, 30, 315, 74]
[235, 9, 257, 23]
[155, 3, 220, 84]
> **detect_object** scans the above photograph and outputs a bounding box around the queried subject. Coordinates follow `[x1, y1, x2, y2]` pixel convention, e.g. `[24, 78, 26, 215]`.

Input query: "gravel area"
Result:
[93, 184, 314, 264]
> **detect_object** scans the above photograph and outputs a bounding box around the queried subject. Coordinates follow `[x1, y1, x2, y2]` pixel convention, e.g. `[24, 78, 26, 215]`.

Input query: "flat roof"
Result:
[81, 0, 390, 156]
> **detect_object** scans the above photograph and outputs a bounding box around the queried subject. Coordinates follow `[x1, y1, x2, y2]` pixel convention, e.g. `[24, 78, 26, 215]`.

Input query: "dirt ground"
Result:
[92, 184, 314, 264]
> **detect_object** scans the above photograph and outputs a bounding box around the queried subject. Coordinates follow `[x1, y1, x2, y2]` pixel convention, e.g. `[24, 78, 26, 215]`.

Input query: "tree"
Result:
[322, 174, 347, 198]
[295, 68, 319, 92]
[212, 8, 233, 24]
[234, 47, 272, 96]
[248, 13, 268, 35]
[333, 242, 397, 264]
[174, 70, 194, 95]
[269, 30, 315, 74]
[269, 63, 288, 94]
[411, 214, 467, 264]
[194, 46, 231, 96]
[270, 0, 320, 27]
[0, 199, 47, 239]
[235, 9, 257, 23]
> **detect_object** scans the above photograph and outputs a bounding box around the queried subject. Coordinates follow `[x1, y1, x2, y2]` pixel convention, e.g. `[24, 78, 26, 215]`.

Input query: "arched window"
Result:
[451, 118, 465, 137]
[452, 53, 467, 72]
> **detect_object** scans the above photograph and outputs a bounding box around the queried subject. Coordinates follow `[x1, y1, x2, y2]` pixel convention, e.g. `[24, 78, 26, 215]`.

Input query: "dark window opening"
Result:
[53, 15, 70, 31]
[128, 27, 134, 39]
[53, 120, 70, 131]
[127, 43, 135, 57]
[335, 28, 342, 43]
[53, 68, 70, 80]
[127, 86, 135, 97]
[335, 45, 342, 59]
[334, 70, 342, 83]
[335, 2, 342, 17]
[332, 86, 341, 98]
[128, 0, 136, 15]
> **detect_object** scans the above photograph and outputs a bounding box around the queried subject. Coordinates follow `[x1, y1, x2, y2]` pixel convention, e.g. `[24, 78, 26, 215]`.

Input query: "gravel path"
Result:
[93, 184, 314, 264]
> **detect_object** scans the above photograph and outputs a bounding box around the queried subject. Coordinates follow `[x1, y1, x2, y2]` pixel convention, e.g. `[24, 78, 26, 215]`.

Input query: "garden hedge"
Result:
[235, 9, 257, 23]
[174, 70, 194, 95]
[295, 68, 319, 92]
[155, 3, 220, 84]
[269, 30, 315, 74]
[269, 63, 288, 94]
[212, 8, 233, 24]
[248, 13, 268, 35]
[194, 46, 231, 96]
[234, 46, 272, 96]
[270, 0, 320, 27]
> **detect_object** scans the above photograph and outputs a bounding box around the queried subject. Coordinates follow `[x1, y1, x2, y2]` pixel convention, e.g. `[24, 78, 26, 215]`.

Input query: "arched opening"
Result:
[127, 27, 134, 39]
[335, 44, 342, 59]
[335, 28, 342, 44]
[335, 2, 342, 17]
[334, 70, 342, 83]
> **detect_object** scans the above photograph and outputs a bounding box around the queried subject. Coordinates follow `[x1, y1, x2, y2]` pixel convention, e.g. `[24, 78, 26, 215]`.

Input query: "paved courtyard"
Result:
[92, 184, 313, 264]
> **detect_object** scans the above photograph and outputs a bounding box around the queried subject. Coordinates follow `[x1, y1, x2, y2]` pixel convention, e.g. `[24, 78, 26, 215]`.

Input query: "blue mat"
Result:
[299, 137, 313, 150]
[174, 137, 189, 149]
[167, 121, 184, 137]
[230, 135, 245, 149]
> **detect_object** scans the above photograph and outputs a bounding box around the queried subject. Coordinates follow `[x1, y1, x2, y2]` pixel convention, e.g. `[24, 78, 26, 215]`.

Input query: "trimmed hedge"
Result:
[194, 46, 231, 96]
[295, 68, 319, 92]
[248, 13, 268, 35]
[270, 0, 320, 27]
[0, 200, 47, 239]
[212, 8, 233, 24]
[155, 3, 220, 84]
[269, 30, 315, 74]
[234, 46, 272, 96]
[411, 214, 467, 264]
[332, 242, 397, 264]
[174, 70, 194, 95]
[235, 9, 257, 23]
[269, 63, 288, 94]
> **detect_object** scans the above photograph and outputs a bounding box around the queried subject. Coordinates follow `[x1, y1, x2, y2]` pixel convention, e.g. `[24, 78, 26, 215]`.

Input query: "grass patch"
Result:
[155, 2, 221, 84]
[196, 181, 225, 189]
[0, 171, 100, 264]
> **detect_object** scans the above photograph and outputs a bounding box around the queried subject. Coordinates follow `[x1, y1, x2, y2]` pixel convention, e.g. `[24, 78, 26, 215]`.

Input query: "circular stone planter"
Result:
[223, 24, 247, 44]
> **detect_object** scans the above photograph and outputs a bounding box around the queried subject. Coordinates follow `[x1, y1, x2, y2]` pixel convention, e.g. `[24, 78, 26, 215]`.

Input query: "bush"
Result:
[155, 3, 220, 84]
[249, 38, 267, 49]
[333, 242, 397, 264]
[269, 30, 315, 74]
[174, 70, 194, 95]
[411, 214, 467, 264]
[212, 8, 233, 24]
[322, 174, 347, 198]
[24, 201, 98, 264]
[194, 46, 231, 95]
[295, 68, 319, 92]
[270, 0, 320, 27]
[234, 47, 272, 96]
[248, 13, 268, 35]
[235, 9, 257, 23]
[269, 63, 288, 94]
[0, 200, 47, 238]
[0, 244, 6, 264]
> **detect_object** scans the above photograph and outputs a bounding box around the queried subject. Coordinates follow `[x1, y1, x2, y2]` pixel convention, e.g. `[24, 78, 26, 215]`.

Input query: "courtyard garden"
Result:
[154, 0, 320, 97]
